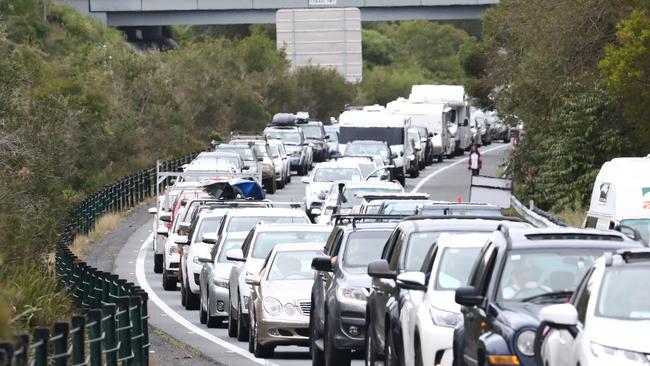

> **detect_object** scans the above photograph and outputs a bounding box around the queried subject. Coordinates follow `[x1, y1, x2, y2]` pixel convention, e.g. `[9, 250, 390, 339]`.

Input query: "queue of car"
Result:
[145, 104, 648, 366]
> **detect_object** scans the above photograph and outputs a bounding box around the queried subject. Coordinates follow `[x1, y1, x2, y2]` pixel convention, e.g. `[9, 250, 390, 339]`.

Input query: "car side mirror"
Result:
[243, 165, 250, 170]
[301, 177, 310, 184]
[257, 156, 264, 162]
[197, 256, 212, 264]
[311, 208, 322, 216]
[428, 132, 434, 138]
[324, 135, 330, 140]
[156, 225, 169, 237]
[311, 256, 333, 272]
[399, 151, 404, 157]
[317, 191, 327, 200]
[539, 304, 578, 328]
[390, 153, 398, 159]
[303, 142, 309, 146]
[613, 224, 642, 242]
[226, 249, 246, 262]
[159, 212, 172, 223]
[367, 259, 396, 279]
[202, 233, 218, 245]
[178, 222, 191, 232]
[396, 272, 427, 291]
[463, 119, 469, 127]
[455, 286, 482, 307]
[245, 274, 261, 286]
[174, 235, 189, 246]
[148, 207, 158, 215]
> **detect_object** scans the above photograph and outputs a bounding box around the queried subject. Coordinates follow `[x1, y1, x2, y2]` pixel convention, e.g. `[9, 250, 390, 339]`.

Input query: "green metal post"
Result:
[0, 341, 13, 366]
[87, 309, 103, 366]
[129, 296, 143, 366]
[102, 304, 118, 366]
[32, 327, 49, 366]
[13, 333, 29, 366]
[136, 291, 150, 366]
[116, 297, 133, 365]
[52, 321, 70, 366]
[71, 315, 86, 365]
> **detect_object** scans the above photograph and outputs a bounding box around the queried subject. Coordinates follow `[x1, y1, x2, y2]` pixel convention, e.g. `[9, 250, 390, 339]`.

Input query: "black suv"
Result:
[365, 216, 530, 366]
[454, 227, 640, 366]
[302, 120, 329, 162]
[310, 215, 404, 366]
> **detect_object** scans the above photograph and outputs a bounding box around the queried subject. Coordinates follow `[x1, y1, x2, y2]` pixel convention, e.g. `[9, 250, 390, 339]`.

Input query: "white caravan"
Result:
[338, 107, 411, 185]
[386, 97, 454, 161]
[409, 85, 472, 155]
[584, 155, 650, 244]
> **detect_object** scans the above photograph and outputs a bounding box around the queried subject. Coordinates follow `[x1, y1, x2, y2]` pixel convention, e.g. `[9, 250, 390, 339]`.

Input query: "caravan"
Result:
[584, 156, 650, 244]
[338, 107, 412, 185]
[409, 85, 472, 155]
[386, 97, 453, 162]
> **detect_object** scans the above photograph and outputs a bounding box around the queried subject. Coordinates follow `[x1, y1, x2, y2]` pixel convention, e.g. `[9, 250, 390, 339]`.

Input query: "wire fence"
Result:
[0, 151, 202, 366]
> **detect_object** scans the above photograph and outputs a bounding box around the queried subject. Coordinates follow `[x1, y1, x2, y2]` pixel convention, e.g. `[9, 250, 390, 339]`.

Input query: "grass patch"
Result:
[553, 209, 587, 227]
[71, 212, 124, 256]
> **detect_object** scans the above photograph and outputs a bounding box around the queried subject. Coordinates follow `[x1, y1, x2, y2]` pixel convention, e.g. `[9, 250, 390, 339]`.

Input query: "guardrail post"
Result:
[136, 291, 149, 366]
[129, 296, 144, 366]
[116, 297, 133, 365]
[0, 341, 13, 366]
[13, 333, 29, 366]
[87, 309, 103, 366]
[102, 304, 118, 366]
[72, 315, 86, 365]
[33, 327, 49, 366]
[52, 321, 70, 366]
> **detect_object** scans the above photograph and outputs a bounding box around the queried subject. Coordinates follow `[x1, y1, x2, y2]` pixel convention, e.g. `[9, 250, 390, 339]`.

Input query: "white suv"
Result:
[537, 248, 650, 366]
[398, 233, 490, 366]
[301, 161, 364, 217]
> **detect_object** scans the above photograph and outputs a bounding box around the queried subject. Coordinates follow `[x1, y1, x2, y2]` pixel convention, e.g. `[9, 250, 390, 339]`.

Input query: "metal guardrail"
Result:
[0, 151, 202, 366]
[510, 195, 566, 228]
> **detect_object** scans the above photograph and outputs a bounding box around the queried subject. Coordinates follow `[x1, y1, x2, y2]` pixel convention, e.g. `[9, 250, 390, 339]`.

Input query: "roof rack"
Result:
[332, 214, 408, 227]
[524, 233, 625, 242]
[361, 193, 430, 201]
[496, 224, 513, 249]
[401, 215, 524, 223]
[230, 132, 267, 141]
[616, 248, 650, 263]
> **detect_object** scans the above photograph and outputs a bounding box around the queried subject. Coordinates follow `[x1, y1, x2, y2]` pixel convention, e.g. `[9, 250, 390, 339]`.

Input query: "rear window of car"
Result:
[251, 231, 329, 259]
[226, 216, 309, 232]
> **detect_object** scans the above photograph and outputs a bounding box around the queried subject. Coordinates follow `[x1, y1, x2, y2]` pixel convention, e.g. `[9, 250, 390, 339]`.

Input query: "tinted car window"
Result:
[266, 130, 301, 144]
[342, 231, 392, 268]
[267, 250, 321, 281]
[194, 217, 224, 243]
[217, 237, 246, 262]
[403, 231, 443, 271]
[227, 216, 309, 232]
[345, 143, 389, 159]
[596, 266, 650, 320]
[313, 168, 362, 182]
[435, 247, 482, 290]
[301, 125, 324, 139]
[217, 146, 254, 160]
[251, 231, 330, 259]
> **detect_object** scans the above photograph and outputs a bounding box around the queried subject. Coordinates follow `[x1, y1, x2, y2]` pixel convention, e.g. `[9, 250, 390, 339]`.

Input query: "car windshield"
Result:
[266, 130, 301, 144]
[342, 231, 392, 268]
[301, 125, 324, 139]
[194, 156, 241, 169]
[417, 127, 428, 138]
[345, 143, 389, 159]
[217, 237, 246, 262]
[267, 250, 321, 281]
[383, 202, 426, 215]
[597, 266, 650, 320]
[251, 231, 329, 258]
[255, 145, 268, 157]
[217, 147, 254, 160]
[269, 145, 280, 157]
[194, 217, 224, 243]
[449, 209, 503, 217]
[404, 232, 480, 272]
[497, 249, 602, 302]
[226, 216, 309, 232]
[620, 219, 650, 245]
[313, 168, 362, 182]
[435, 247, 483, 290]
[342, 187, 403, 208]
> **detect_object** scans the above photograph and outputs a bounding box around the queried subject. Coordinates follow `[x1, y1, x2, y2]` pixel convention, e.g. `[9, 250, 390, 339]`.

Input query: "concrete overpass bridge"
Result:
[62, 0, 496, 27]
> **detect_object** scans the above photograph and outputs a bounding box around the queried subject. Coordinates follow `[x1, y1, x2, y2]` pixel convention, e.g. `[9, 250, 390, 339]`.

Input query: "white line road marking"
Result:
[410, 143, 511, 193]
[135, 234, 276, 366]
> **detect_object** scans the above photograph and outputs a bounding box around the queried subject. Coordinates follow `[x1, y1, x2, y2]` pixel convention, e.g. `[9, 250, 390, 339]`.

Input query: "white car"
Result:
[268, 139, 290, 188]
[178, 209, 230, 310]
[301, 161, 364, 216]
[537, 249, 650, 366]
[335, 156, 390, 181]
[314, 180, 404, 224]
[398, 233, 489, 366]
[225, 221, 330, 341]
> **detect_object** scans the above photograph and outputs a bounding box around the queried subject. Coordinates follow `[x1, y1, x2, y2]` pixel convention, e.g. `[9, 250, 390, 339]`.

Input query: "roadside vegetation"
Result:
[463, 0, 650, 213]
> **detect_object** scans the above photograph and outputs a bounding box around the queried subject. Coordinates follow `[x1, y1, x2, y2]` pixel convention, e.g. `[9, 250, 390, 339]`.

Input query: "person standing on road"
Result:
[468, 144, 482, 176]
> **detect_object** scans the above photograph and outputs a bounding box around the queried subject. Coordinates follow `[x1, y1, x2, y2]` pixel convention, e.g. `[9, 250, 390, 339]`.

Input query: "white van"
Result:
[409, 85, 472, 155]
[386, 97, 453, 162]
[338, 108, 412, 184]
[584, 156, 650, 244]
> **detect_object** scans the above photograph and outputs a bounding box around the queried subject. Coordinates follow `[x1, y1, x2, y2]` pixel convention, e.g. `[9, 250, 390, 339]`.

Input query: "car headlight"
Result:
[213, 278, 229, 288]
[336, 287, 367, 306]
[169, 245, 180, 255]
[516, 330, 536, 357]
[263, 297, 282, 316]
[429, 306, 461, 328]
[285, 303, 296, 316]
[591, 342, 650, 363]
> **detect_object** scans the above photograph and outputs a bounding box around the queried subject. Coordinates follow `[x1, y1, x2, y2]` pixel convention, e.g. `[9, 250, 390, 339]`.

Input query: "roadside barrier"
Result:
[0, 151, 202, 366]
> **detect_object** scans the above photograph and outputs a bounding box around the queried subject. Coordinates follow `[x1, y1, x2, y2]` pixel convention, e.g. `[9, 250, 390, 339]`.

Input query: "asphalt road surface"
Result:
[112, 143, 511, 366]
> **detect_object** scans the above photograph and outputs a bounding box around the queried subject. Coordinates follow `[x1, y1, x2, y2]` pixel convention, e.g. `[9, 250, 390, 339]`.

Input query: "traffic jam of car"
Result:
[147, 84, 650, 366]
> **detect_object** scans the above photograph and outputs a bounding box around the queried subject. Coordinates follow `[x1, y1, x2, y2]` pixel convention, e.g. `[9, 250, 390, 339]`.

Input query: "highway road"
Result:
[112, 143, 511, 366]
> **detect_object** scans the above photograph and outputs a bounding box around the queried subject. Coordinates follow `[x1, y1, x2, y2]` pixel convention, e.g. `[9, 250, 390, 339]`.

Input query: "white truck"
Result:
[338, 107, 412, 185]
[584, 155, 650, 244]
[386, 97, 454, 162]
[409, 85, 472, 155]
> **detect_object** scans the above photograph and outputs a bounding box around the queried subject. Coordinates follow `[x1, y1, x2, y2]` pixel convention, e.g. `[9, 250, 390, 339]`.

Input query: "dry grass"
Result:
[554, 209, 587, 227]
[71, 212, 124, 256]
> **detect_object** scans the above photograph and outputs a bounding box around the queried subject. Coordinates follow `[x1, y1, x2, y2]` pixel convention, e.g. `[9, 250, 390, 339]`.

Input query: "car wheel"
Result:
[162, 268, 177, 291]
[227, 303, 238, 338]
[365, 322, 379, 366]
[277, 177, 285, 189]
[410, 166, 419, 178]
[397, 174, 406, 187]
[414, 336, 424, 366]
[324, 318, 351, 366]
[199, 295, 207, 324]
[185, 279, 200, 310]
[385, 326, 399, 366]
[154, 253, 163, 273]
[206, 295, 222, 328]
[286, 172, 292, 183]
[438, 155, 443, 163]
[180, 278, 187, 307]
[253, 319, 274, 358]
[237, 302, 249, 342]
[310, 301, 324, 366]
[248, 312, 255, 353]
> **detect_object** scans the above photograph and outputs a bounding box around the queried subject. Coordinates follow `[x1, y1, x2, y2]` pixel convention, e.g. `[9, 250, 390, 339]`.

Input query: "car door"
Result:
[375, 229, 406, 353]
[563, 268, 595, 366]
[314, 228, 343, 335]
[463, 243, 497, 366]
